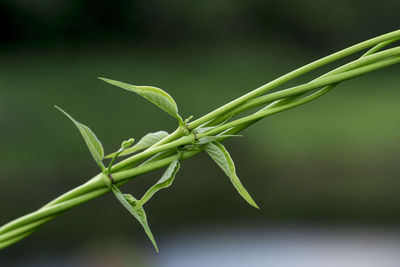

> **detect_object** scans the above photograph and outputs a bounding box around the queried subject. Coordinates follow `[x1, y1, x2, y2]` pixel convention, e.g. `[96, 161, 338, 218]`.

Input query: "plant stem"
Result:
[0, 150, 201, 246]
[111, 133, 195, 172]
[217, 47, 400, 120]
[188, 30, 400, 129]
[198, 54, 400, 138]
[1, 30, 399, 249]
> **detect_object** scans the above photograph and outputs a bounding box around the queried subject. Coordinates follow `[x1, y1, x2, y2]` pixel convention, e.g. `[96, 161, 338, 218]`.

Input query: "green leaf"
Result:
[99, 77, 181, 121]
[134, 159, 180, 212]
[106, 131, 169, 158]
[55, 106, 105, 171]
[204, 141, 259, 209]
[111, 185, 159, 252]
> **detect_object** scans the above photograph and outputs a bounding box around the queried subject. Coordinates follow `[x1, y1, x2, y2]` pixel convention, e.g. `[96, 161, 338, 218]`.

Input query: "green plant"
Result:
[1, 30, 400, 251]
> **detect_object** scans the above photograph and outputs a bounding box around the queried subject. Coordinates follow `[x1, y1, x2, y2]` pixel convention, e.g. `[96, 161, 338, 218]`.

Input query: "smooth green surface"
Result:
[111, 185, 158, 253]
[134, 159, 180, 213]
[204, 141, 259, 209]
[99, 77, 182, 123]
[55, 106, 106, 171]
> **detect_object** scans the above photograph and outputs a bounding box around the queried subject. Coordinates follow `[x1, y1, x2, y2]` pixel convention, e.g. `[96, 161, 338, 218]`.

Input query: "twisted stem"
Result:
[1, 30, 399, 249]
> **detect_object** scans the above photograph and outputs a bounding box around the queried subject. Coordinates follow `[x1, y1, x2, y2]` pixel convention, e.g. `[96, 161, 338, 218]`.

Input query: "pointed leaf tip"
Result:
[111, 185, 159, 252]
[99, 77, 180, 120]
[204, 141, 259, 209]
[134, 159, 180, 213]
[55, 106, 105, 171]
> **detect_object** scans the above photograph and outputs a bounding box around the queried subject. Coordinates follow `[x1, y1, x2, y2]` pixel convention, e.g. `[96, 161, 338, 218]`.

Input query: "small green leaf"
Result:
[111, 185, 159, 252]
[106, 131, 169, 158]
[55, 106, 105, 171]
[99, 77, 181, 121]
[204, 141, 259, 209]
[134, 159, 180, 212]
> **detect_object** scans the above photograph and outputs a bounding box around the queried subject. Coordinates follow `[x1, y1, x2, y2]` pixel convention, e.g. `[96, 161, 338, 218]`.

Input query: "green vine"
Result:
[1, 30, 400, 251]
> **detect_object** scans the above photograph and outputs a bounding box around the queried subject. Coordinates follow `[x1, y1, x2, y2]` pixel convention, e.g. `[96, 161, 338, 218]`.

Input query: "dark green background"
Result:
[1, 0, 399, 265]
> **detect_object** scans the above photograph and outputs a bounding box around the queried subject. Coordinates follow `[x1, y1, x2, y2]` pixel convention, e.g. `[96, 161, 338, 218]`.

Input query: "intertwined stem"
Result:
[1, 30, 399, 249]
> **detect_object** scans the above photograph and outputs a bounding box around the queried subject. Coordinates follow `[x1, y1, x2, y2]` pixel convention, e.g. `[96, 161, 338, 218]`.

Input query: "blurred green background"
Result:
[1, 0, 399, 265]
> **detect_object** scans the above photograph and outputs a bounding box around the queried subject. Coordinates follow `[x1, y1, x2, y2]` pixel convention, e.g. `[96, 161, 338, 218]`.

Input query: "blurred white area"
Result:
[154, 226, 400, 267]
[4, 225, 400, 267]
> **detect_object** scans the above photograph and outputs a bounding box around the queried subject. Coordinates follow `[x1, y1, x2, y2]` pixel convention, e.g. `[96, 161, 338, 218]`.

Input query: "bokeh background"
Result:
[1, 1, 399, 266]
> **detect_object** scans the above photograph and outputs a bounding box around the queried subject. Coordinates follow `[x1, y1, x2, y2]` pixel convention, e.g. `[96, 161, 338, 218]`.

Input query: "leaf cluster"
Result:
[55, 79, 258, 251]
